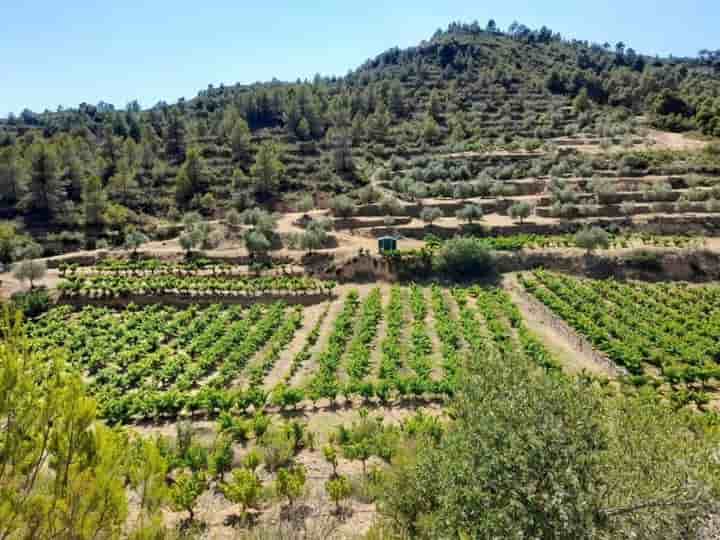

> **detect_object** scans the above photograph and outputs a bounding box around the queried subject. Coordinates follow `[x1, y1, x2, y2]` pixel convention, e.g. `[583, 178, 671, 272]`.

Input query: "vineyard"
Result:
[520, 270, 720, 407]
[56, 274, 336, 300]
[25, 284, 556, 424]
[451, 232, 704, 252]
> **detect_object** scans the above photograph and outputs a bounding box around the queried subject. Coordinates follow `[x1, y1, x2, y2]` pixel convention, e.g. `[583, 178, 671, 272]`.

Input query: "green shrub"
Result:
[10, 288, 51, 317]
[433, 237, 495, 280]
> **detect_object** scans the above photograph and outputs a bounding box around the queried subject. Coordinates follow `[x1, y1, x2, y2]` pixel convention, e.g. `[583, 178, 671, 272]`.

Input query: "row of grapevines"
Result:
[307, 291, 361, 398]
[345, 288, 383, 383]
[378, 286, 406, 382]
[451, 288, 492, 356]
[246, 306, 304, 387]
[408, 284, 433, 382]
[58, 274, 336, 298]
[284, 306, 330, 382]
[430, 285, 462, 384]
[211, 302, 287, 388]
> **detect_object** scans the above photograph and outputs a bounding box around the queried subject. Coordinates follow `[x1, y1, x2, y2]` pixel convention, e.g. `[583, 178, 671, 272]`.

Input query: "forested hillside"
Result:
[0, 19, 719, 257]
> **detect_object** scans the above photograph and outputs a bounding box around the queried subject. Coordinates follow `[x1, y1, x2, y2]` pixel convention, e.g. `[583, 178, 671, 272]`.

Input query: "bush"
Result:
[225, 208, 242, 226]
[433, 237, 495, 280]
[10, 288, 51, 317]
[377, 349, 720, 539]
[331, 195, 356, 218]
[625, 250, 663, 272]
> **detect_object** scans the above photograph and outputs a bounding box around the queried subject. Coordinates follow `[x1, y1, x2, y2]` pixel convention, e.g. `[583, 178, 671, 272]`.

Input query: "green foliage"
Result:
[82, 176, 108, 226]
[244, 229, 271, 256]
[169, 471, 207, 522]
[0, 310, 168, 539]
[10, 288, 51, 317]
[209, 434, 234, 481]
[0, 221, 33, 263]
[250, 141, 285, 197]
[574, 226, 610, 253]
[125, 230, 149, 253]
[222, 468, 263, 518]
[455, 203, 483, 224]
[433, 236, 495, 279]
[325, 475, 352, 514]
[336, 409, 401, 475]
[508, 201, 532, 223]
[23, 141, 66, 218]
[419, 206, 443, 225]
[378, 348, 720, 539]
[274, 464, 306, 507]
[175, 148, 207, 206]
[330, 194, 356, 218]
[230, 118, 252, 161]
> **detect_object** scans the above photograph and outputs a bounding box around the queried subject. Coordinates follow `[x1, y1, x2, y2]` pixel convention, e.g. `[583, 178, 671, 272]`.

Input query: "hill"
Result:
[0, 19, 719, 256]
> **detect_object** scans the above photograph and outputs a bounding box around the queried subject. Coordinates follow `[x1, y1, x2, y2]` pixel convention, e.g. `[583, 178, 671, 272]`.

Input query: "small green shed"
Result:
[378, 236, 398, 253]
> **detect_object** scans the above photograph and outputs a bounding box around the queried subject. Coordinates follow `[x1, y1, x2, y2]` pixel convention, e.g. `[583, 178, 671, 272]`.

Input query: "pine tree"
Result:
[230, 118, 252, 161]
[175, 148, 207, 206]
[0, 314, 167, 539]
[422, 114, 441, 144]
[250, 142, 284, 197]
[304, 96, 325, 138]
[0, 147, 28, 206]
[367, 102, 391, 142]
[429, 89, 444, 120]
[388, 80, 405, 117]
[82, 176, 107, 225]
[283, 100, 301, 136]
[329, 127, 354, 172]
[573, 88, 592, 114]
[101, 127, 121, 179]
[296, 117, 311, 140]
[23, 142, 67, 218]
[165, 112, 187, 163]
[107, 158, 139, 206]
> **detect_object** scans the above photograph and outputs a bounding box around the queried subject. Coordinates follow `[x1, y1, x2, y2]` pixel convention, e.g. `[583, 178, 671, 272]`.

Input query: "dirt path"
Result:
[0, 268, 61, 298]
[262, 301, 328, 390]
[423, 287, 445, 381]
[502, 274, 620, 378]
[290, 293, 347, 388]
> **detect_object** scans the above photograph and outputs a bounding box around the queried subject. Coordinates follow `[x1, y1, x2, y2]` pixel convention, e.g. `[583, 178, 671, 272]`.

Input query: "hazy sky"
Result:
[1, 0, 717, 114]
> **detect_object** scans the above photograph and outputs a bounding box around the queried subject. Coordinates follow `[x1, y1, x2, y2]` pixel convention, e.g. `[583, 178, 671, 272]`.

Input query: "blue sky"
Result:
[1, 0, 717, 115]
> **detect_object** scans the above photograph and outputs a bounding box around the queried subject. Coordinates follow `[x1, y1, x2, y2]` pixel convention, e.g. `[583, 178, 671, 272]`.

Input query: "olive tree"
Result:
[420, 207, 444, 227]
[456, 204, 483, 225]
[574, 226, 610, 254]
[508, 201, 532, 224]
[245, 230, 271, 258]
[13, 258, 46, 290]
[124, 230, 148, 256]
